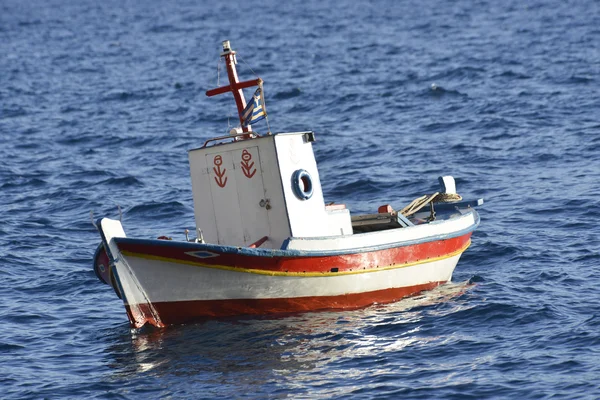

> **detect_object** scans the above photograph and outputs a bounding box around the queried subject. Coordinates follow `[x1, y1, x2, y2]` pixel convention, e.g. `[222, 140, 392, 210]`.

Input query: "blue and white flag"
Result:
[242, 86, 267, 127]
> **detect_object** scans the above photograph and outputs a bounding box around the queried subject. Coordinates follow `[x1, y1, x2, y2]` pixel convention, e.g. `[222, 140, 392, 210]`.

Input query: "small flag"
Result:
[242, 86, 267, 127]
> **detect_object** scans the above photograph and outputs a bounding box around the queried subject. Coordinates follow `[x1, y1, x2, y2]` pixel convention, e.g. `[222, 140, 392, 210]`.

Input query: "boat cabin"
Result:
[189, 131, 352, 249]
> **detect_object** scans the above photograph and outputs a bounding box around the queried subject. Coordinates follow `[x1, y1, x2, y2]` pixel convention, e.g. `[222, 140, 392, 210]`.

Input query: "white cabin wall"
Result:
[188, 151, 219, 243]
[188, 136, 291, 249]
[257, 139, 292, 247]
[274, 133, 331, 238]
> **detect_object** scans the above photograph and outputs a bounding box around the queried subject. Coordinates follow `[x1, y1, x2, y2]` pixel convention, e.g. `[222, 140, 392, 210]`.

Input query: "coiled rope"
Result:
[400, 192, 463, 217]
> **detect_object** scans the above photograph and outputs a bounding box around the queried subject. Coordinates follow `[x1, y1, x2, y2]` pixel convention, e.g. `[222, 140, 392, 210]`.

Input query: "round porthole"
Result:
[292, 169, 313, 200]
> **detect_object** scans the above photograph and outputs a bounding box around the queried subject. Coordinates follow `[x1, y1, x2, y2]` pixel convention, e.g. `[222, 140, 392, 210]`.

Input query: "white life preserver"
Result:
[292, 169, 313, 200]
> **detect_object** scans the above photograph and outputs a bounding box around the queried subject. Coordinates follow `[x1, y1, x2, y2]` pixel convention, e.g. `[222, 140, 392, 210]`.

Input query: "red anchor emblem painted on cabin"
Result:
[213, 155, 227, 188]
[240, 149, 256, 179]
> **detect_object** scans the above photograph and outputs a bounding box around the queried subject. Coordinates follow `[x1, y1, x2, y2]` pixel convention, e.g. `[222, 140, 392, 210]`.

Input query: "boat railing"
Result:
[201, 131, 261, 148]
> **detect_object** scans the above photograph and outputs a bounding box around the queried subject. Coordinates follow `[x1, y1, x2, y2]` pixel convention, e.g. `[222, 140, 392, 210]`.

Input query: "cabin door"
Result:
[206, 146, 270, 246]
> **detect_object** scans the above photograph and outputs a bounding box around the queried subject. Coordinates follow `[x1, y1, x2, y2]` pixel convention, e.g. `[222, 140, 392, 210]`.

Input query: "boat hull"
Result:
[96, 216, 476, 328]
[125, 279, 452, 326]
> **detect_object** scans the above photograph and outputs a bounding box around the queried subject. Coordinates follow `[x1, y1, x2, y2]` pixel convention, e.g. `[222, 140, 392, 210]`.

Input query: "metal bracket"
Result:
[428, 202, 436, 221]
[259, 199, 271, 210]
[196, 229, 205, 244]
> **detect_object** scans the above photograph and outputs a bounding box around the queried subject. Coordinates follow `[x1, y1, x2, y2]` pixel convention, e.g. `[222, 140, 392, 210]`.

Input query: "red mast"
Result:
[205, 40, 262, 133]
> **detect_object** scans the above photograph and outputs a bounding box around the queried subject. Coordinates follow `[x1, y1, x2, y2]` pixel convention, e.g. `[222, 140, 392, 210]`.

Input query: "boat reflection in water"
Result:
[103, 281, 475, 395]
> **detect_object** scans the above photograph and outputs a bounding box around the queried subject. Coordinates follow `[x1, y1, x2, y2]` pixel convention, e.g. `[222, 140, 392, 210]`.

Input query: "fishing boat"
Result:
[93, 40, 483, 329]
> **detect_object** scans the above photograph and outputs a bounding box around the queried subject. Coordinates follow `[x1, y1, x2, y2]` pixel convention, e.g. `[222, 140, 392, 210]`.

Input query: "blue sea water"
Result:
[1, 0, 600, 398]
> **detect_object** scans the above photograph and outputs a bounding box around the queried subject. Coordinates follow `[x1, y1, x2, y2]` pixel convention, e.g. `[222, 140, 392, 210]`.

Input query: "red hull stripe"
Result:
[125, 281, 446, 328]
[118, 234, 472, 275]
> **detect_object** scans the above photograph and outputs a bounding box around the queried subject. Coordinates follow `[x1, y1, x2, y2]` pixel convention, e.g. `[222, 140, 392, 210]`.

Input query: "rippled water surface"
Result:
[1, 0, 600, 398]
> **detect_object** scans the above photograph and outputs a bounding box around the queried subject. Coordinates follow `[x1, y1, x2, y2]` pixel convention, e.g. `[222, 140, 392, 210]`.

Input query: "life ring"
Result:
[292, 169, 313, 200]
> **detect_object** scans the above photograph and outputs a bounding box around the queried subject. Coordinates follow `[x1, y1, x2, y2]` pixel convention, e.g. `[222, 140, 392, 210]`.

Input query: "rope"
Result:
[238, 56, 260, 79]
[400, 192, 439, 216]
[434, 192, 463, 202]
[399, 192, 463, 217]
[240, 57, 272, 134]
